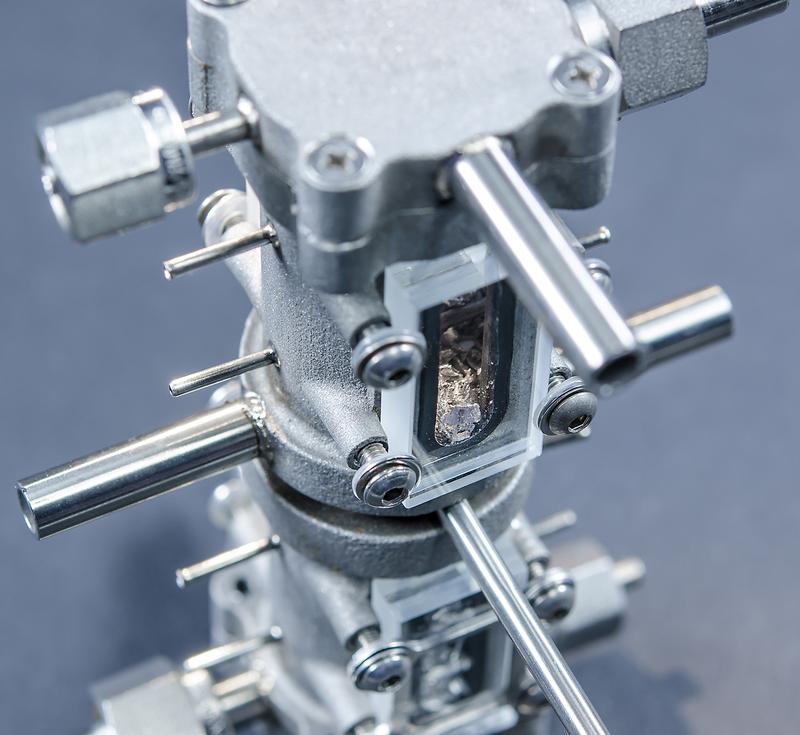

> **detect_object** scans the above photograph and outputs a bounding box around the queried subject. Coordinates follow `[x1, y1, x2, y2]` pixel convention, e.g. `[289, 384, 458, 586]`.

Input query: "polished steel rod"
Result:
[440, 499, 609, 735]
[183, 628, 283, 672]
[176, 535, 282, 588]
[17, 401, 260, 539]
[627, 285, 733, 368]
[163, 224, 278, 280]
[697, 0, 788, 36]
[183, 107, 251, 155]
[452, 137, 640, 389]
[170, 347, 278, 397]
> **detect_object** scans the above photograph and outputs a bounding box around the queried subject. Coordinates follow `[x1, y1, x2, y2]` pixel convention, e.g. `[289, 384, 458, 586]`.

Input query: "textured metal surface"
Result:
[593, 0, 709, 109]
[187, 0, 622, 293]
[244, 459, 532, 578]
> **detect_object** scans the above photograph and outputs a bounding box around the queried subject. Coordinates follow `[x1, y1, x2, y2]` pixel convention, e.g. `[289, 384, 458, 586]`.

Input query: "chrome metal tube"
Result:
[451, 137, 640, 389]
[627, 285, 733, 368]
[17, 401, 260, 539]
[164, 224, 278, 280]
[169, 348, 278, 397]
[183, 108, 251, 155]
[440, 499, 609, 735]
[698, 0, 788, 36]
[176, 535, 281, 588]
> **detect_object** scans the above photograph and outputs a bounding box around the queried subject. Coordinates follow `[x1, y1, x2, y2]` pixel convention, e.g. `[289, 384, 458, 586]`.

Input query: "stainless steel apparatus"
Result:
[16, 1, 789, 733]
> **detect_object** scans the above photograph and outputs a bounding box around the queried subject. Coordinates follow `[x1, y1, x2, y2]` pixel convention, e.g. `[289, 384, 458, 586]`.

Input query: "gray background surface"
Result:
[1, 3, 798, 733]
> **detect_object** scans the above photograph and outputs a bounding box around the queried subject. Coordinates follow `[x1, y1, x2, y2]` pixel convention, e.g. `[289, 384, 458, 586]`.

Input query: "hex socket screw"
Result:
[351, 324, 427, 390]
[347, 628, 412, 693]
[352, 443, 422, 509]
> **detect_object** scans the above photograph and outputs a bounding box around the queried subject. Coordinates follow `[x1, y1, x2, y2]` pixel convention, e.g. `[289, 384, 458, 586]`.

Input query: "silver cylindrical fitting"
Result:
[17, 401, 262, 539]
[698, 0, 788, 36]
[36, 88, 254, 242]
[451, 137, 641, 390]
[628, 285, 733, 368]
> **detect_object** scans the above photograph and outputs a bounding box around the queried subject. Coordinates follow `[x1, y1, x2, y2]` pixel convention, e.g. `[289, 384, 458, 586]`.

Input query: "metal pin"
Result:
[163, 224, 279, 281]
[440, 499, 609, 735]
[169, 347, 279, 398]
[176, 535, 281, 588]
[613, 557, 647, 591]
[579, 226, 611, 250]
[531, 510, 578, 539]
[182, 627, 283, 672]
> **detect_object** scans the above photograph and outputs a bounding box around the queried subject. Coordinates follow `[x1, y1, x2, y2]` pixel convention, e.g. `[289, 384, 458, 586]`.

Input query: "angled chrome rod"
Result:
[440, 499, 609, 735]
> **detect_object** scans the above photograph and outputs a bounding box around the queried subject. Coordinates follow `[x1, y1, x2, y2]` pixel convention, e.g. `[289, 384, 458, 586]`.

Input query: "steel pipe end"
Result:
[16, 483, 40, 539]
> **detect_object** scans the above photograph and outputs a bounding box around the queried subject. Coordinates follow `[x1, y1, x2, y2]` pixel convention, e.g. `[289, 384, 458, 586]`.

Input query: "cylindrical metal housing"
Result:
[628, 285, 733, 368]
[451, 137, 641, 389]
[698, 0, 788, 36]
[17, 401, 260, 539]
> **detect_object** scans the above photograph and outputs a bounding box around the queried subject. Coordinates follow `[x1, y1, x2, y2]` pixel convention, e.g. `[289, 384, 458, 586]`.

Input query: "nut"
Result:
[36, 88, 194, 241]
[592, 0, 708, 110]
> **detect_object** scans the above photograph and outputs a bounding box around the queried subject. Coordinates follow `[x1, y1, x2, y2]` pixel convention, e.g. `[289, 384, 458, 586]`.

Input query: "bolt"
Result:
[306, 135, 373, 186]
[551, 51, 614, 98]
[351, 324, 427, 390]
[528, 567, 576, 622]
[348, 636, 413, 693]
[352, 443, 421, 509]
[537, 375, 598, 436]
[585, 257, 613, 295]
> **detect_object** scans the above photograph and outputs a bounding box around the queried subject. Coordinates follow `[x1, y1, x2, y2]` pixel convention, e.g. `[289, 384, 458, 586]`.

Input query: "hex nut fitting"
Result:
[36, 87, 195, 241]
[591, 0, 709, 110]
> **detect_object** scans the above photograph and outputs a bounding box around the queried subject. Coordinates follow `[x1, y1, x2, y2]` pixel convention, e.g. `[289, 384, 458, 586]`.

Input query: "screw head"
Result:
[537, 376, 598, 436]
[528, 568, 576, 622]
[551, 51, 614, 98]
[349, 643, 412, 693]
[353, 453, 421, 509]
[306, 135, 374, 187]
[351, 327, 427, 390]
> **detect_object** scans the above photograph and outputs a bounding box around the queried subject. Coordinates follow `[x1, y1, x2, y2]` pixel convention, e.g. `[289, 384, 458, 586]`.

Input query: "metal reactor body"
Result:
[16, 1, 789, 734]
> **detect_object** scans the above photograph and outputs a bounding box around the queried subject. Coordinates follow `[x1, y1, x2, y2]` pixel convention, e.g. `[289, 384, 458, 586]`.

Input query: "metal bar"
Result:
[440, 499, 609, 735]
[183, 628, 283, 672]
[176, 535, 281, 588]
[183, 108, 251, 155]
[532, 510, 578, 539]
[451, 137, 640, 389]
[169, 348, 278, 397]
[697, 0, 788, 36]
[17, 401, 260, 540]
[163, 224, 278, 281]
[627, 285, 733, 368]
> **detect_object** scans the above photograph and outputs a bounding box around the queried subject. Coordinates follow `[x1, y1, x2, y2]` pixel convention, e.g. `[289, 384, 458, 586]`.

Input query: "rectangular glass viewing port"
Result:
[383, 245, 552, 508]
